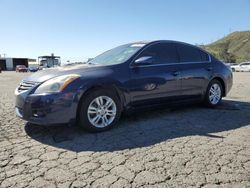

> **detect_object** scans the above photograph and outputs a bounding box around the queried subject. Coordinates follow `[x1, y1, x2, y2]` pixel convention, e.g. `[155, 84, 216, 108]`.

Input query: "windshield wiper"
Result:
[87, 62, 98, 65]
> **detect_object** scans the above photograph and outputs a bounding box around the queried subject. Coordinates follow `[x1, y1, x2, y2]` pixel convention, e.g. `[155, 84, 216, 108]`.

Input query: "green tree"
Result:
[217, 48, 236, 63]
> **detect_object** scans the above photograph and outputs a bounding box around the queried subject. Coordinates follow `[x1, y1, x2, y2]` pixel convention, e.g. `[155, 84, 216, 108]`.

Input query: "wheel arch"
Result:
[210, 76, 226, 97]
[76, 84, 126, 121]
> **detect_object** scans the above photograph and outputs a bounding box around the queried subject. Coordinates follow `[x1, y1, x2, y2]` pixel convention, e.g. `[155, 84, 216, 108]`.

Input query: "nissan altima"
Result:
[15, 40, 233, 132]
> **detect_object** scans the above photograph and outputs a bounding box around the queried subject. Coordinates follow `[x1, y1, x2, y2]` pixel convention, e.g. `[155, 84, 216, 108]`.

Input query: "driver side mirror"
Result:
[134, 56, 154, 66]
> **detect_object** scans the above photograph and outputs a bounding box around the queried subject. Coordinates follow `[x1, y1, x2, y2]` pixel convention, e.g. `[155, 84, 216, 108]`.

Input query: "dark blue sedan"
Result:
[15, 40, 233, 132]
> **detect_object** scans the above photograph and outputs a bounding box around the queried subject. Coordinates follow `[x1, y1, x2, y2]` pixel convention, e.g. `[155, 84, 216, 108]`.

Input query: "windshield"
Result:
[88, 43, 146, 65]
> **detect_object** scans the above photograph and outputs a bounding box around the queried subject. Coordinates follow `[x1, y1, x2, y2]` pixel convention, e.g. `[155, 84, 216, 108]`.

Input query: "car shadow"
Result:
[24, 99, 250, 152]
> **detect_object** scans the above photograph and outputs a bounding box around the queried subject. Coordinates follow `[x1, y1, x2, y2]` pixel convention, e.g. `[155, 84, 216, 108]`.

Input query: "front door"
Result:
[128, 42, 182, 106]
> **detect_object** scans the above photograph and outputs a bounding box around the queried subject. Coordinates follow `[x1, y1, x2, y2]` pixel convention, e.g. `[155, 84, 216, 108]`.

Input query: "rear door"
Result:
[175, 43, 212, 98]
[128, 42, 182, 106]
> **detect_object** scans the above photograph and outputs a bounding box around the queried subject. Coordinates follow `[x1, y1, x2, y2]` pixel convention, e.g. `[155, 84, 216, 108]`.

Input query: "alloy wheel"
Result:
[209, 83, 221, 105]
[87, 96, 117, 128]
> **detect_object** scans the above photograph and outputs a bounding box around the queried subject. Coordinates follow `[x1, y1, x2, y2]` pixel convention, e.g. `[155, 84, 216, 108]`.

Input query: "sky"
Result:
[0, 0, 250, 63]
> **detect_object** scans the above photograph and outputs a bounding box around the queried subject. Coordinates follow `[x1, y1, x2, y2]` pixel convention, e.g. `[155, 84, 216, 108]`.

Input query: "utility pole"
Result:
[229, 28, 232, 34]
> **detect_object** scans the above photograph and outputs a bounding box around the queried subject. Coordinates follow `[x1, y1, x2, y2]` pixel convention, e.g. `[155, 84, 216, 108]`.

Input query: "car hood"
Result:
[23, 64, 101, 83]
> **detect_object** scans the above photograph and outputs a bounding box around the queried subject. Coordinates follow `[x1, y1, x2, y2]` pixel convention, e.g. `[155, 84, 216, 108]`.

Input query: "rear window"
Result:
[176, 43, 208, 62]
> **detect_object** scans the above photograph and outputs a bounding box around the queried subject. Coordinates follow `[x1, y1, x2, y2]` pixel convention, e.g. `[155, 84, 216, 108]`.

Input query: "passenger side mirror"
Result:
[134, 56, 154, 65]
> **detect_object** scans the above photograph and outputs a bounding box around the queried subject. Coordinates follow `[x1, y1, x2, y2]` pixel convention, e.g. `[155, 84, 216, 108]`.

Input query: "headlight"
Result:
[34, 74, 80, 94]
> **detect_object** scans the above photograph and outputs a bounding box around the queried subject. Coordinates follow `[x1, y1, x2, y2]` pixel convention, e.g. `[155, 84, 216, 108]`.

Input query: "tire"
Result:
[204, 80, 223, 107]
[78, 88, 122, 132]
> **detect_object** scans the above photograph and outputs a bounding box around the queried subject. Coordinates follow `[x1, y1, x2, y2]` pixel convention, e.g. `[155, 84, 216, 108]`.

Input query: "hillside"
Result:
[205, 30, 250, 63]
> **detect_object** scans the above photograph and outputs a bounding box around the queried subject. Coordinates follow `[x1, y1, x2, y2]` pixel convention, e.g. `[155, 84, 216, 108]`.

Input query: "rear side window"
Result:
[200, 50, 209, 61]
[176, 43, 208, 62]
[138, 43, 178, 64]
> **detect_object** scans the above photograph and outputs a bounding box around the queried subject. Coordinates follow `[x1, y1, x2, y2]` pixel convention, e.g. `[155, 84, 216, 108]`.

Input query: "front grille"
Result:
[18, 81, 38, 92]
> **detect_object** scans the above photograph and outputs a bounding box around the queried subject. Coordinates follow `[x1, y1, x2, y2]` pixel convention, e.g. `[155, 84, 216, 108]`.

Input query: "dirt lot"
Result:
[0, 72, 250, 188]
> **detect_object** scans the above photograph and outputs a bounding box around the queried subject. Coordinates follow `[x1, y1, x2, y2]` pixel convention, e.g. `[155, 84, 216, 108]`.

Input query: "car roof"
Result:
[131, 40, 199, 47]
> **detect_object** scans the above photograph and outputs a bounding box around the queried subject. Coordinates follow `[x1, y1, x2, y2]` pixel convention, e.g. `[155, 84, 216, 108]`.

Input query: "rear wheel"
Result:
[204, 80, 223, 107]
[79, 89, 121, 132]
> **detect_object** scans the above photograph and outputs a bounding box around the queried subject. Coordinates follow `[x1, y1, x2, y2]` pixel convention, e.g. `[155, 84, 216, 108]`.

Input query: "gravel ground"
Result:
[0, 71, 250, 188]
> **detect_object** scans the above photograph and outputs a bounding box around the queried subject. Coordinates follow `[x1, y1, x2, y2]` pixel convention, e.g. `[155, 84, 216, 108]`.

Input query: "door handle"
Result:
[206, 67, 213, 71]
[172, 71, 180, 76]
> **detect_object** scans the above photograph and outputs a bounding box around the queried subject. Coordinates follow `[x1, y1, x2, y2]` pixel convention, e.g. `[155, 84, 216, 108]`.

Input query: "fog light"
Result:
[33, 110, 45, 117]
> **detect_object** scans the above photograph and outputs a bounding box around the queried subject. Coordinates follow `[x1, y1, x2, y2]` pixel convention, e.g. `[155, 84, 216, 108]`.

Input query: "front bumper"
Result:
[15, 89, 78, 126]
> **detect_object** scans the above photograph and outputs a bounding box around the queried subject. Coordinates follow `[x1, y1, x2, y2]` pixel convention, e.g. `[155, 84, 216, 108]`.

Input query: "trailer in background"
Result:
[38, 54, 61, 69]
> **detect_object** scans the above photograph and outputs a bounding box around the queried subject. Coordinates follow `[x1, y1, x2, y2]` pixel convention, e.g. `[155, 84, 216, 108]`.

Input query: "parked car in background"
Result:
[29, 67, 39, 72]
[16, 65, 28, 72]
[15, 40, 233, 132]
[231, 62, 250, 72]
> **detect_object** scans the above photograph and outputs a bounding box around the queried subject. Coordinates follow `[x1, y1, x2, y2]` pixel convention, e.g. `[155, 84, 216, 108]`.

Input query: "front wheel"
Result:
[79, 89, 121, 132]
[204, 80, 223, 107]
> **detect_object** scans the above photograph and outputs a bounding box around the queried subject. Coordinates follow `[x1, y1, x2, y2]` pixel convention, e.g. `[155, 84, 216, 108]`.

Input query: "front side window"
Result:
[176, 43, 208, 62]
[89, 43, 145, 66]
[137, 43, 178, 64]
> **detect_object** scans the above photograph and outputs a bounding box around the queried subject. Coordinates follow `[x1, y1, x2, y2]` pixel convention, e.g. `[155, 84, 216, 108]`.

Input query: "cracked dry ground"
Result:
[0, 72, 250, 188]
